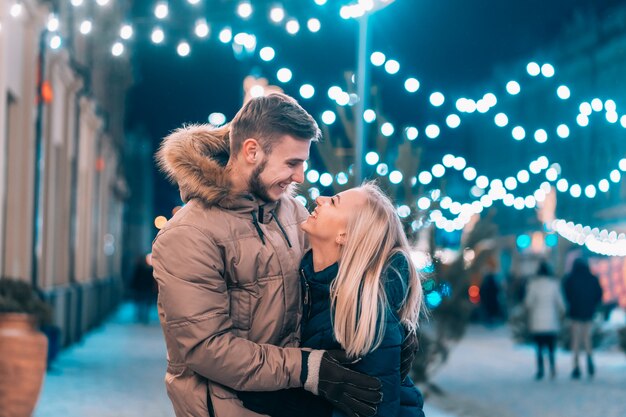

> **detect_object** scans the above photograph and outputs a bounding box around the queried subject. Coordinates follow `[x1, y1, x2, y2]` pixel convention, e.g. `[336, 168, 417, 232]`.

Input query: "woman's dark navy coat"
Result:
[299, 250, 425, 417]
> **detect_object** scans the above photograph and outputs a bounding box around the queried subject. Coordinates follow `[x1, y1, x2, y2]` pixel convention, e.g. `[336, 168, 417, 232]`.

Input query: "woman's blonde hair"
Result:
[330, 182, 423, 358]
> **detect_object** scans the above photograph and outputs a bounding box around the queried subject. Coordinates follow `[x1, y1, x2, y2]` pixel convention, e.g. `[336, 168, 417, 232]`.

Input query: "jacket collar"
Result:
[219, 193, 279, 222]
[300, 250, 339, 285]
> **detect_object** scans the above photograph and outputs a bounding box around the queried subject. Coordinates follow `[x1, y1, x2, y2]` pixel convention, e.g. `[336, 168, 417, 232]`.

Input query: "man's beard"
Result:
[249, 158, 274, 202]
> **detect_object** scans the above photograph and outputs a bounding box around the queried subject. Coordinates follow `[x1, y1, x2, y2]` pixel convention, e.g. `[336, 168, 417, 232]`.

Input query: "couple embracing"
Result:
[152, 93, 426, 417]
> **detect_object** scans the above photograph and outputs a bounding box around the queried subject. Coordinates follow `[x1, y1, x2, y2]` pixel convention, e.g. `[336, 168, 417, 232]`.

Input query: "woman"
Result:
[239, 182, 425, 417]
[524, 261, 565, 380]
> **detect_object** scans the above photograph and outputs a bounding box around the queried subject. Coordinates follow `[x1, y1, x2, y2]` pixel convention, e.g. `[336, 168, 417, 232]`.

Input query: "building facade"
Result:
[0, 0, 132, 347]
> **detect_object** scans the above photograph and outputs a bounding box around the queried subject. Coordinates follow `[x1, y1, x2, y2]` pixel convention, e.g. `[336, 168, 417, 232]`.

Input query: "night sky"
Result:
[124, 0, 624, 215]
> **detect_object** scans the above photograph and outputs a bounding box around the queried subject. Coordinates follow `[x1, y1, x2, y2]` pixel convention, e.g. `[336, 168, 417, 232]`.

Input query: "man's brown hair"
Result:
[230, 93, 321, 156]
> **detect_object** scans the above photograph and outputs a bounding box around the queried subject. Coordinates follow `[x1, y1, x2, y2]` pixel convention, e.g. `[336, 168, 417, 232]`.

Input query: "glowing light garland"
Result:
[39, 0, 626, 151]
[550, 219, 626, 257]
[30, 0, 626, 255]
[41, 0, 330, 58]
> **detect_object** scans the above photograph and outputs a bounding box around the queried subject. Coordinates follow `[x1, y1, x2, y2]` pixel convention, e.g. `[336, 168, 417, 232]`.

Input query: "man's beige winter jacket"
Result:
[152, 124, 309, 417]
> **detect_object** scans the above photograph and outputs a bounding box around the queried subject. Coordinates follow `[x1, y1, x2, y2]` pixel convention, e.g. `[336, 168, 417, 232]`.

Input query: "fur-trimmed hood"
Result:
[156, 123, 301, 212]
[156, 124, 238, 207]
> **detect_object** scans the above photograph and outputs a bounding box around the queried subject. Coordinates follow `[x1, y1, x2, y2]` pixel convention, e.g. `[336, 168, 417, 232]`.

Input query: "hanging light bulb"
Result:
[120, 24, 133, 40]
[177, 41, 191, 57]
[195, 19, 209, 38]
[111, 42, 124, 56]
[79, 20, 92, 35]
[151, 28, 165, 44]
[47, 14, 59, 32]
[10, 2, 23, 17]
[270, 7, 285, 23]
[50, 35, 62, 50]
[155, 2, 169, 19]
[237, 1, 253, 19]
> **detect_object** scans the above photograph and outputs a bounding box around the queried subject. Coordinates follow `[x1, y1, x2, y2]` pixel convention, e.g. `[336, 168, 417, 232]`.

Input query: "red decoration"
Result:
[95, 157, 105, 172]
[41, 81, 53, 104]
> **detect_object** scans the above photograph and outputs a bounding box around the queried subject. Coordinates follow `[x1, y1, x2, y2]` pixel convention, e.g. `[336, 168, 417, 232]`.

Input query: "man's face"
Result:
[249, 134, 311, 202]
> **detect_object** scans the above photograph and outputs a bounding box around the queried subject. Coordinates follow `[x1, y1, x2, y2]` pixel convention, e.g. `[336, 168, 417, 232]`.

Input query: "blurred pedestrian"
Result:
[524, 261, 565, 380]
[131, 253, 156, 324]
[562, 258, 603, 379]
[480, 269, 503, 325]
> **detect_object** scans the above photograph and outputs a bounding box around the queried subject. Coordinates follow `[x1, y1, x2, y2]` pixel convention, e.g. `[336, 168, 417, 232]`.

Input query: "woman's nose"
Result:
[315, 196, 329, 206]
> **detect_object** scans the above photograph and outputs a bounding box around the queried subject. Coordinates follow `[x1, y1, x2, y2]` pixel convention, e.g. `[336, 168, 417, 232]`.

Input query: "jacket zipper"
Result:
[300, 268, 312, 321]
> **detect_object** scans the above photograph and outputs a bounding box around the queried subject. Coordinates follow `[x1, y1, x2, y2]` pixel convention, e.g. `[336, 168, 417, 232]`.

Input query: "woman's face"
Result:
[300, 188, 368, 242]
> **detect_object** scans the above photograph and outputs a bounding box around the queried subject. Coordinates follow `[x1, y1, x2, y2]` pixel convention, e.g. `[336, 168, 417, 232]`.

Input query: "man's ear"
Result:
[242, 138, 261, 164]
[336, 232, 347, 246]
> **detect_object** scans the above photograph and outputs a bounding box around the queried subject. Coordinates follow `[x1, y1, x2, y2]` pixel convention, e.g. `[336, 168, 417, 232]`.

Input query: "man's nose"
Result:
[292, 166, 305, 184]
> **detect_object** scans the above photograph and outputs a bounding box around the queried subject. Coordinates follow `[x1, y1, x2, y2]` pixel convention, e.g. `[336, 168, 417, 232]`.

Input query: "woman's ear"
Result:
[336, 232, 347, 246]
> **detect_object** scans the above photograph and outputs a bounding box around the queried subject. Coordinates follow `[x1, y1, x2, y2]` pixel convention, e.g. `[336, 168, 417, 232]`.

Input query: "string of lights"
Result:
[35, 0, 626, 151]
[550, 219, 626, 257]
[302, 144, 626, 210]
[33, 0, 550, 146]
[39, 0, 328, 56]
[410, 175, 626, 258]
[252, 34, 626, 158]
[14, 0, 625, 255]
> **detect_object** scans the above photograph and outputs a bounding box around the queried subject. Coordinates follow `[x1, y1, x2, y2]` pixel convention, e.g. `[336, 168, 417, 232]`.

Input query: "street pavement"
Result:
[427, 324, 626, 417]
[35, 304, 173, 417]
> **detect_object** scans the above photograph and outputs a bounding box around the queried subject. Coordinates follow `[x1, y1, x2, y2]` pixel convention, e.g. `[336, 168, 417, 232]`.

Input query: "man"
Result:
[562, 257, 603, 379]
[152, 94, 383, 417]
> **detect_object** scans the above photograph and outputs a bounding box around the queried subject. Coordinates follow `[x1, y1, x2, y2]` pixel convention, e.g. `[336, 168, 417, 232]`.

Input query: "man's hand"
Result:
[303, 350, 382, 417]
[400, 329, 418, 381]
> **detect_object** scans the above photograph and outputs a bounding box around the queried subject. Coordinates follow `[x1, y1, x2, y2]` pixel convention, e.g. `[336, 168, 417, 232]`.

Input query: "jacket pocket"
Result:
[229, 289, 252, 330]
